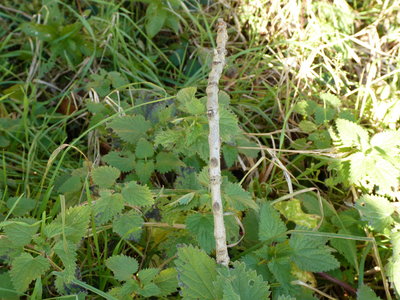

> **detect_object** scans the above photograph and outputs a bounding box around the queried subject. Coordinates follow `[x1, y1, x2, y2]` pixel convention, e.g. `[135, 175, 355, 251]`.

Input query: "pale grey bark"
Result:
[206, 19, 229, 266]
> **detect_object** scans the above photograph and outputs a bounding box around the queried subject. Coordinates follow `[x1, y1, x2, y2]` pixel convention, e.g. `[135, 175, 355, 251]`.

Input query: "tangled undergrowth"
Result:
[0, 0, 400, 299]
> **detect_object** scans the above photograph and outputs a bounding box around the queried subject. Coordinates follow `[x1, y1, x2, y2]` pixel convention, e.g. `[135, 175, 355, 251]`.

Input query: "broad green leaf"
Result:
[164, 13, 180, 33]
[108, 116, 151, 144]
[215, 261, 270, 299]
[275, 199, 320, 228]
[145, 2, 167, 38]
[153, 268, 178, 297]
[93, 190, 124, 225]
[53, 240, 78, 279]
[335, 119, 369, 150]
[135, 138, 154, 159]
[0, 272, 19, 300]
[357, 285, 381, 300]
[220, 108, 240, 141]
[102, 150, 136, 172]
[175, 245, 218, 300]
[138, 282, 161, 297]
[20, 23, 57, 42]
[277, 296, 296, 300]
[176, 87, 197, 106]
[44, 206, 90, 242]
[113, 212, 144, 241]
[355, 194, 394, 231]
[223, 182, 258, 211]
[186, 213, 215, 253]
[92, 166, 120, 188]
[135, 159, 155, 183]
[298, 120, 317, 133]
[330, 229, 358, 269]
[222, 145, 238, 168]
[10, 253, 50, 293]
[370, 130, 400, 156]
[155, 151, 181, 173]
[387, 231, 400, 296]
[320, 93, 341, 107]
[122, 181, 154, 207]
[155, 129, 182, 149]
[138, 268, 159, 285]
[259, 203, 287, 242]
[348, 152, 369, 184]
[108, 71, 129, 89]
[58, 175, 82, 193]
[3, 218, 39, 247]
[314, 106, 336, 125]
[106, 255, 139, 281]
[6, 197, 35, 216]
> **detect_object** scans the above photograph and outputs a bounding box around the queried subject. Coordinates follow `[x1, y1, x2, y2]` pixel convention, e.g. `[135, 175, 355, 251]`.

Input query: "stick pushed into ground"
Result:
[207, 18, 229, 266]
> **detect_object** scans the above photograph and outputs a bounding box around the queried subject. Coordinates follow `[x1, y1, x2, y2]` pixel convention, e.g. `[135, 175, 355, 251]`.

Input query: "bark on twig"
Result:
[207, 18, 230, 266]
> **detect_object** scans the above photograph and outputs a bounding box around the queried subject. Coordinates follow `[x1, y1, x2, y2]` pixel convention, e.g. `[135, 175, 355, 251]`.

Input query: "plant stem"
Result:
[207, 18, 229, 266]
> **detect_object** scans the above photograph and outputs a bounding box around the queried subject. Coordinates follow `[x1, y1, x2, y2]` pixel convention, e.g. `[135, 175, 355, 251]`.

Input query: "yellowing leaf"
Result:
[275, 199, 320, 228]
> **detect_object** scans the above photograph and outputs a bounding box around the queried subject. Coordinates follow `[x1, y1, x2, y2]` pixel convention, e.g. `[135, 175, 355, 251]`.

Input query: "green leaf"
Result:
[135, 159, 155, 183]
[138, 268, 159, 285]
[145, 2, 167, 38]
[259, 203, 287, 242]
[113, 212, 144, 241]
[20, 23, 57, 42]
[0, 272, 19, 300]
[10, 253, 50, 293]
[44, 205, 90, 243]
[290, 233, 340, 272]
[102, 150, 136, 172]
[348, 152, 369, 184]
[298, 120, 317, 133]
[58, 175, 82, 193]
[175, 245, 218, 300]
[220, 108, 240, 141]
[215, 261, 270, 299]
[122, 181, 154, 207]
[357, 285, 381, 300]
[223, 182, 258, 211]
[93, 190, 124, 225]
[330, 230, 358, 269]
[108, 71, 129, 89]
[355, 194, 394, 231]
[53, 240, 78, 279]
[106, 255, 139, 281]
[135, 138, 154, 159]
[335, 119, 369, 150]
[108, 115, 151, 144]
[320, 93, 341, 107]
[6, 197, 35, 216]
[186, 213, 215, 253]
[153, 268, 178, 297]
[176, 87, 197, 106]
[274, 199, 320, 228]
[387, 231, 400, 296]
[155, 151, 181, 173]
[165, 13, 180, 33]
[3, 218, 39, 247]
[222, 145, 238, 168]
[92, 166, 120, 188]
[138, 282, 161, 297]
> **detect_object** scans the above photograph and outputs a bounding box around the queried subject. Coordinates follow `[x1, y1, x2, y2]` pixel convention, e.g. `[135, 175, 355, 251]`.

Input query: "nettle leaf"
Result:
[186, 213, 215, 253]
[53, 240, 78, 279]
[348, 152, 369, 184]
[102, 150, 136, 172]
[10, 253, 50, 293]
[138, 268, 159, 285]
[298, 120, 317, 133]
[153, 268, 178, 297]
[106, 255, 139, 281]
[175, 245, 218, 300]
[6, 196, 35, 216]
[155, 129, 182, 149]
[320, 93, 341, 107]
[93, 190, 124, 225]
[113, 212, 144, 241]
[135, 138, 154, 159]
[220, 108, 240, 141]
[275, 199, 320, 229]
[355, 194, 394, 231]
[314, 105, 336, 125]
[145, 2, 167, 38]
[44, 205, 90, 242]
[176, 87, 196, 106]
[58, 175, 82, 193]
[222, 144, 238, 168]
[122, 181, 154, 207]
[330, 229, 358, 269]
[370, 130, 400, 156]
[108, 115, 151, 144]
[223, 182, 258, 211]
[215, 261, 270, 299]
[259, 203, 287, 242]
[387, 232, 400, 296]
[0, 272, 18, 300]
[92, 166, 120, 188]
[135, 159, 155, 183]
[290, 233, 340, 272]
[3, 218, 39, 247]
[335, 119, 369, 150]
[155, 151, 181, 173]
[357, 285, 382, 300]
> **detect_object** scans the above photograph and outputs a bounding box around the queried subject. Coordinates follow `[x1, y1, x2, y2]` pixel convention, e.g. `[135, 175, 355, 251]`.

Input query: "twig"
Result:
[207, 18, 229, 266]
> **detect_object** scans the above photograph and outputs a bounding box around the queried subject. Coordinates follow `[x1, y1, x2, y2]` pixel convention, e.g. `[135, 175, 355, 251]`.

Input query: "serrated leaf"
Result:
[138, 268, 159, 285]
[102, 150, 136, 172]
[53, 240, 78, 279]
[58, 175, 82, 193]
[135, 138, 154, 159]
[113, 212, 144, 241]
[220, 108, 240, 141]
[355, 194, 394, 231]
[138, 282, 161, 297]
[314, 106, 336, 124]
[335, 119, 369, 150]
[222, 144, 238, 168]
[330, 230, 358, 269]
[0, 272, 19, 300]
[135, 159, 154, 183]
[298, 120, 317, 133]
[108, 115, 151, 144]
[320, 93, 341, 107]
[155, 151, 181, 173]
[275, 199, 320, 228]
[259, 203, 287, 242]
[93, 190, 124, 225]
[290, 233, 340, 272]
[145, 2, 167, 38]
[106, 255, 139, 281]
[10, 253, 50, 293]
[348, 152, 369, 184]
[357, 285, 381, 300]
[92, 166, 120, 188]
[177, 87, 197, 106]
[175, 245, 218, 300]
[186, 213, 215, 253]
[122, 181, 154, 207]
[153, 268, 178, 297]
[223, 182, 257, 211]
[3, 218, 39, 247]
[6, 197, 35, 216]
[44, 206, 90, 242]
[387, 231, 400, 296]
[215, 261, 270, 299]
[155, 129, 182, 149]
